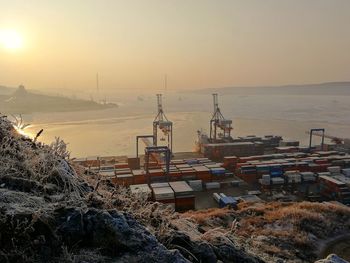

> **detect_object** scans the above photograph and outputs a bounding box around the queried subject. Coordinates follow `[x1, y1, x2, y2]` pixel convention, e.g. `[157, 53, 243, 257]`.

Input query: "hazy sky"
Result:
[1, 0, 350, 92]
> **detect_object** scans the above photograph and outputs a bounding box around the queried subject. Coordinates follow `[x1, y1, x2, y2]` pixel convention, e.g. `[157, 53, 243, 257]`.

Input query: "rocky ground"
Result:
[0, 114, 349, 263]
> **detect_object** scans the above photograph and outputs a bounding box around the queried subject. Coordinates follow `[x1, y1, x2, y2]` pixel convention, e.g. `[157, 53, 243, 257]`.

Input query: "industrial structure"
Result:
[308, 128, 325, 150]
[209, 93, 233, 142]
[73, 93, 350, 211]
[306, 129, 350, 152]
[196, 94, 282, 160]
[153, 94, 173, 153]
[134, 94, 173, 181]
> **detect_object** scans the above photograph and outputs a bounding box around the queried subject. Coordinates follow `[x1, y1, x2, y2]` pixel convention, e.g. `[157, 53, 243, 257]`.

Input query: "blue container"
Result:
[186, 159, 198, 165]
[270, 171, 283, 178]
[211, 168, 226, 175]
[219, 196, 238, 208]
[270, 166, 282, 171]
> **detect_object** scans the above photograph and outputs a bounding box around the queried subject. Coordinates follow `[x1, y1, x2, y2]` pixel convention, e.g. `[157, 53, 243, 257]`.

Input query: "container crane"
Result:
[306, 130, 348, 145]
[153, 94, 173, 153]
[209, 93, 233, 142]
[307, 128, 325, 149]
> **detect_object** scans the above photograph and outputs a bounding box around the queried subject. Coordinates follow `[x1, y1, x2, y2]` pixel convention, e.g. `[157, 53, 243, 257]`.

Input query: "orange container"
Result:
[175, 197, 195, 212]
[115, 162, 129, 169]
[115, 174, 134, 186]
[237, 173, 258, 184]
[197, 173, 212, 182]
[149, 169, 164, 177]
[133, 175, 146, 184]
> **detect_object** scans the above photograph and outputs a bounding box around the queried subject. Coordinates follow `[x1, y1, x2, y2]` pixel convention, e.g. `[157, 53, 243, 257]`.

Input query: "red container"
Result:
[169, 171, 182, 181]
[175, 196, 195, 212]
[115, 162, 129, 169]
[133, 175, 146, 184]
[315, 159, 328, 165]
[237, 173, 258, 184]
[149, 169, 164, 177]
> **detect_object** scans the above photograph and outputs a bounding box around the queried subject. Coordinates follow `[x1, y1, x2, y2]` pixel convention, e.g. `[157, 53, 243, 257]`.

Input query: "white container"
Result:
[153, 187, 175, 201]
[259, 178, 270, 185]
[327, 166, 341, 174]
[219, 193, 227, 198]
[271, 177, 284, 185]
[287, 174, 301, 183]
[262, 174, 271, 180]
[169, 181, 194, 197]
[318, 172, 331, 177]
[151, 182, 169, 188]
[213, 193, 221, 203]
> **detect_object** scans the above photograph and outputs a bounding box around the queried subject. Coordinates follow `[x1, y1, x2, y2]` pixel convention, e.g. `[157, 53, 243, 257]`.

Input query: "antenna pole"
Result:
[96, 73, 99, 92]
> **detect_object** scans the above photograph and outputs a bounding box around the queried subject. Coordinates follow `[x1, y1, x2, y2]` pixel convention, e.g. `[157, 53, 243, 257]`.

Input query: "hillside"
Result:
[192, 81, 350, 96]
[0, 114, 349, 263]
[0, 85, 15, 95]
[0, 85, 117, 114]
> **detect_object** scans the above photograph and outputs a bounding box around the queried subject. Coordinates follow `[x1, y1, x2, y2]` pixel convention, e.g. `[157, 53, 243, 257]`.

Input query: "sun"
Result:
[0, 29, 23, 51]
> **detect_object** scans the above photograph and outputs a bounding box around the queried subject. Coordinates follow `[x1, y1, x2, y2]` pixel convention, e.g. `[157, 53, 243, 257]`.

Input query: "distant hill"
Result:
[0, 85, 118, 114]
[191, 81, 350, 96]
[0, 85, 15, 95]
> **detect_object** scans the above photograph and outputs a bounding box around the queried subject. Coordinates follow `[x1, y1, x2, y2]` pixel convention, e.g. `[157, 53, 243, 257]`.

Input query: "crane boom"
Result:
[305, 130, 345, 144]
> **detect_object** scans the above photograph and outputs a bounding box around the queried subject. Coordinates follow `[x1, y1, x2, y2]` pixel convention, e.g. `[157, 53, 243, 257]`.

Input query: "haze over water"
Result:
[1, 1, 350, 157]
[24, 86, 350, 157]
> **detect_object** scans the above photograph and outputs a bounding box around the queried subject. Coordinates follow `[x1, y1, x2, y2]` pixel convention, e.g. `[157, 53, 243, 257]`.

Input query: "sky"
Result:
[1, 0, 350, 92]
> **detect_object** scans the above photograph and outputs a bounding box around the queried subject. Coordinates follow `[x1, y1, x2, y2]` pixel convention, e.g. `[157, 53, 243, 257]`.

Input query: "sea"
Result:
[23, 89, 350, 158]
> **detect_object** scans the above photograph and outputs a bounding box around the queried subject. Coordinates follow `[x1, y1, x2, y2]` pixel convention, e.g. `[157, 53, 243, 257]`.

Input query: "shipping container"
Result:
[219, 196, 237, 208]
[152, 186, 175, 201]
[213, 193, 221, 203]
[188, 180, 203, 191]
[206, 182, 221, 189]
[115, 162, 129, 169]
[169, 181, 195, 211]
[151, 182, 170, 188]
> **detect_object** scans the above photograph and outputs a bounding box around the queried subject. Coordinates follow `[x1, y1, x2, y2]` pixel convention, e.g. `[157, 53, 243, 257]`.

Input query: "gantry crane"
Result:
[209, 93, 233, 142]
[153, 94, 173, 153]
[306, 130, 350, 146]
[307, 128, 325, 149]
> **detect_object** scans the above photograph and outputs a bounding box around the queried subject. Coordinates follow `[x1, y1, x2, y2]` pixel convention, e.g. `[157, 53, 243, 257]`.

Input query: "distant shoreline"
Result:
[0, 86, 118, 114]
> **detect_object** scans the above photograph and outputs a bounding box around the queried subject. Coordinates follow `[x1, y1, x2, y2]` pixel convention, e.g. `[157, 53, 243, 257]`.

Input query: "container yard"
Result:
[74, 147, 350, 211]
[73, 94, 350, 211]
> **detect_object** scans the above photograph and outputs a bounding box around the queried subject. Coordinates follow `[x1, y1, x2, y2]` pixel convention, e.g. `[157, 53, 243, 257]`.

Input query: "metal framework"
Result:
[144, 146, 171, 183]
[136, 135, 155, 158]
[209, 93, 232, 142]
[153, 94, 173, 152]
[308, 128, 325, 149]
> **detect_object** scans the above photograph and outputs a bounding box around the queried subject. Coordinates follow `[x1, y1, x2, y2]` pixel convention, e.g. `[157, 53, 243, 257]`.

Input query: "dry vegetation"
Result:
[0, 114, 261, 263]
[180, 201, 350, 262]
[1, 114, 349, 263]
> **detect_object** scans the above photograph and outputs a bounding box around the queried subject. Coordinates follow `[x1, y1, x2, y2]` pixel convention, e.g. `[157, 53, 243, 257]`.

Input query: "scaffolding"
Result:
[209, 93, 232, 142]
[144, 146, 171, 183]
[153, 94, 173, 153]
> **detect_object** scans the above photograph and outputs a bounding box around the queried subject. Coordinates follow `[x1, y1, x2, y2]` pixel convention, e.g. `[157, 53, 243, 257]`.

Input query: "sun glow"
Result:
[13, 125, 32, 137]
[0, 29, 23, 50]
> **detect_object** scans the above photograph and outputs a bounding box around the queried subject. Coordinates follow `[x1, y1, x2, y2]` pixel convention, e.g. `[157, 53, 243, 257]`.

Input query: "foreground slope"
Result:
[0, 114, 349, 263]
